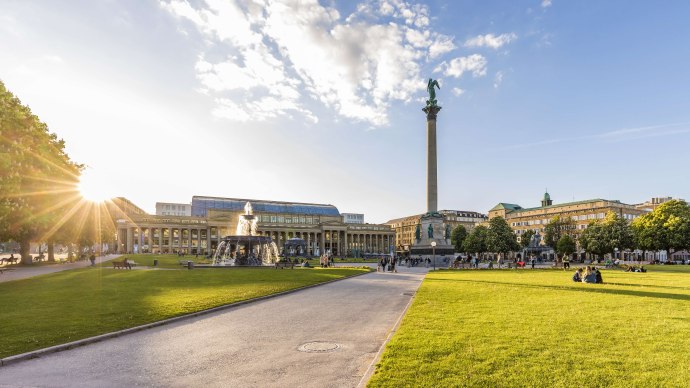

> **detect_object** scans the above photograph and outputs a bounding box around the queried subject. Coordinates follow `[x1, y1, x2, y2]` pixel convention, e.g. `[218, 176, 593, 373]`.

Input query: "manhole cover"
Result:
[298, 341, 340, 353]
[402, 292, 415, 296]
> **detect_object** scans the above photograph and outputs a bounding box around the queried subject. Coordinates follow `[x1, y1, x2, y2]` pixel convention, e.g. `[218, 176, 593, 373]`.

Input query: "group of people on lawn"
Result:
[572, 266, 603, 283]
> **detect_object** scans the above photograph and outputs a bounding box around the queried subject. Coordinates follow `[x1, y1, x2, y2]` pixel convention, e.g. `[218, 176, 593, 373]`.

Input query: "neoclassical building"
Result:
[114, 196, 394, 257]
[489, 192, 646, 239]
[386, 210, 487, 254]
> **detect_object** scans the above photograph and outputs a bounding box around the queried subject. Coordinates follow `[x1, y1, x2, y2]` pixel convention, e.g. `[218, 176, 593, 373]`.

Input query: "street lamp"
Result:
[431, 241, 437, 270]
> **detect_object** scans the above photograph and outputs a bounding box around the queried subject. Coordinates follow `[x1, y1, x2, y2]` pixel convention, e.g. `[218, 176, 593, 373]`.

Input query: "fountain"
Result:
[212, 202, 280, 266]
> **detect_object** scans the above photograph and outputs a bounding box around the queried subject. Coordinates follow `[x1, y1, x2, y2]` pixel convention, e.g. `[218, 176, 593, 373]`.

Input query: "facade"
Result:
[342, 213, 364, 224]
[156, 202, 191, 216]
[489, 192, 646, 240]
[116, 196, 394, 257]
[386, 210, 487, 253]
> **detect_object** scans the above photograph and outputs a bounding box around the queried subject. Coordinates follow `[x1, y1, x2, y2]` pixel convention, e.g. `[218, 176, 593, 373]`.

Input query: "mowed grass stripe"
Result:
[0, 267, 368, 358]
[368, 266, 690, 387]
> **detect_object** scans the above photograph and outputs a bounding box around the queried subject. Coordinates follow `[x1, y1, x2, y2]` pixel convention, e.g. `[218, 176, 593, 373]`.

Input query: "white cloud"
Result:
[429, 35, 456, 58]
[464, 33, 517, 49]
[451, 87, 464, 96]
[493, 71, 504, 88]
[541, 0, 552, 8]
[434, 54, 487, 78]
[161, 0, 459, 127]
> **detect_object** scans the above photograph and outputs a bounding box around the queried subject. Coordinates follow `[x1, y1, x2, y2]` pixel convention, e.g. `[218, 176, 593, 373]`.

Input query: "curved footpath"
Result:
[0, 266, 428, 388]
[0, 254, 121, 283]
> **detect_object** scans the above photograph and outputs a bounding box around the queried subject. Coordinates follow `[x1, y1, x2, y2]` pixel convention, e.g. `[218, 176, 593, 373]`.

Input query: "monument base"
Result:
[409, 212, 455, 267]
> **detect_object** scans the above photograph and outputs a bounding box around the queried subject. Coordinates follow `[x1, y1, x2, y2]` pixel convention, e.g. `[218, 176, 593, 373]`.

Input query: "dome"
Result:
[543, 191, 551, 201]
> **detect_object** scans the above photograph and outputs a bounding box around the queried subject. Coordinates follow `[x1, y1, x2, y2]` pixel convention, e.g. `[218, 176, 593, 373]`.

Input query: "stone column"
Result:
[320, 231, 325, 256]
[168, 227, 174, 253]
[126, 227, 134, 253]
[423, 104, 442, 213]
[344, 232, 348, 257]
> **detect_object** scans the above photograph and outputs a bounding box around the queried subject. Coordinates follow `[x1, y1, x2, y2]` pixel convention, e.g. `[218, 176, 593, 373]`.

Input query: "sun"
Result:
[78, 168, 113, 203]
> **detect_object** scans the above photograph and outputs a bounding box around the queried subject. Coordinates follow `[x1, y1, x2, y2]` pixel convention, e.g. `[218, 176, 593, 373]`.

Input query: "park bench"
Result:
[113, 259, 132, 269]
[2, 257, 19, 265]
[274, 261, 294, 269]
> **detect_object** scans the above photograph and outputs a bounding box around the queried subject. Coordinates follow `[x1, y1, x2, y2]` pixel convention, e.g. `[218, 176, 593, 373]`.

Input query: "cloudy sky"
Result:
[2, 0, 690, 223]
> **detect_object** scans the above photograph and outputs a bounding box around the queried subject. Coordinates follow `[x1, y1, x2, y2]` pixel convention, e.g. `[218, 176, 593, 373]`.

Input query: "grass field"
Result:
[0, 266, 368, 358]
[368, 266, 690, 387]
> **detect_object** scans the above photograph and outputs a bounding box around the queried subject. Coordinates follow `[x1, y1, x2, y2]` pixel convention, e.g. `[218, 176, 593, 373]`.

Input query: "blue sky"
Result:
[1, 0, 689, 223]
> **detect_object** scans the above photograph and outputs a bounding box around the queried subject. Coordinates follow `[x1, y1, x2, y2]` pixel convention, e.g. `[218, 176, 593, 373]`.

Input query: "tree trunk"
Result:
[68, 244, 74, 262]
[19, 238, 32, 265]
[48, 242, 55, 262]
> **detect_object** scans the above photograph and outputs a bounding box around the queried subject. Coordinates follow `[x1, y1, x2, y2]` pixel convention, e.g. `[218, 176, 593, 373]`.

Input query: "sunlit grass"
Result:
[0, 266, 368, 358]
[368, 268, 690, 387]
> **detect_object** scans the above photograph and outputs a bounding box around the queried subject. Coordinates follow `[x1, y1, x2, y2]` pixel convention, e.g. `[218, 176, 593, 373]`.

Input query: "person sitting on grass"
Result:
[594, 267, 603, 283]
[572, 268, 583, 282]
[582, 266, 597, 283]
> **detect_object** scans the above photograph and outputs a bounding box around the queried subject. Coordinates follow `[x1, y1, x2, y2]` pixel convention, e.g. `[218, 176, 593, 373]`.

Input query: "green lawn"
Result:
[104, 254, 212, 269]
[0, 266, 368, 358]
[368, 267, 690, 387]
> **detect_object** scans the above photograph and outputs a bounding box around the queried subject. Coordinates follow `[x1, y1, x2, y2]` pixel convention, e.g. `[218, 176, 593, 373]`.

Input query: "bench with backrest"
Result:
[113, 259, 132, 269]
[2, 256, 19, 265]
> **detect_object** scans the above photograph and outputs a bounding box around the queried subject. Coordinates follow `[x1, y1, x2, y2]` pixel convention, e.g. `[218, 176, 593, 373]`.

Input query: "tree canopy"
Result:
[556, 234, 576, 258]
[450, 225, 468, 253]
[463, 225, 488, 256]
[486, 217, 519, 255]
[579, 211, 633, 257]
[0, 80, 82, 263]
[544, 215, 575, 248]
[632, 200, 690, 254]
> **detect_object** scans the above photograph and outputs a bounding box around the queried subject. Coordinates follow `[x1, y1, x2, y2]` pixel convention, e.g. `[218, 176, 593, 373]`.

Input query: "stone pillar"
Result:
[168, 227, 174, 253]
[344, 232, 348, 258]
[126, 227, 134, 253]
[423, 104, 442, 213]
[206, 228, 211, 255]
[320, 231, 325, 256]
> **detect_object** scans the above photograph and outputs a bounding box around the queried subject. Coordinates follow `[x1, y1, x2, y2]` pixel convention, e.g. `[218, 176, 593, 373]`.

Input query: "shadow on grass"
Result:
[427, 277, 690, 302]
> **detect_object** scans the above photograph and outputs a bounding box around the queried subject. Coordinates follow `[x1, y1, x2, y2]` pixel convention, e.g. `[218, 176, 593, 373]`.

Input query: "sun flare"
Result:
[78, 168, 113, 203]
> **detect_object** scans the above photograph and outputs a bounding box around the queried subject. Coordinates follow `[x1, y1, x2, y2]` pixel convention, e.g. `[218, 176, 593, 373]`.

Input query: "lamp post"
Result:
[431, 241, 437, 270]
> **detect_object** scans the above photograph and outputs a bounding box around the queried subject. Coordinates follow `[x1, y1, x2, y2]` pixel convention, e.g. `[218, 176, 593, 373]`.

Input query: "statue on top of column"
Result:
[426, 78, 440, 106]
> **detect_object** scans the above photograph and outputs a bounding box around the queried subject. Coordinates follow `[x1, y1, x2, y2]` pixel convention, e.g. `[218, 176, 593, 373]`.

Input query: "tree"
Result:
[520, 229, 535, 249]
[463, 225, 488, 259]
[486, 217, 519, 259]
[556, 235, 576, 259]
[0, 81, 82, 264]
[580, 212, 633, 259]
[544, 216, 575, 248]
[450, 225, 468, 253]
[632, 200, 690, 259]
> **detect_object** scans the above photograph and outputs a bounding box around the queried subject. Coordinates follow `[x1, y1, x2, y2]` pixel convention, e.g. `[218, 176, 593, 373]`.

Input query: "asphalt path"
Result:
[0, 254, 121, 283]
[0, 267, 428, 388]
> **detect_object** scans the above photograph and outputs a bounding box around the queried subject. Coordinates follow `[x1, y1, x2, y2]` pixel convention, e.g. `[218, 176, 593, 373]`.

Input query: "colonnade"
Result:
[117, 226, 394, 256]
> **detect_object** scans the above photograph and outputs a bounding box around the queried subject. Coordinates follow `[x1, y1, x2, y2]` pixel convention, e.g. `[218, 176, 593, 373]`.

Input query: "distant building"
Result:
[489, 191, 646, 239]
[386, 210, 487, 254]
[156, 202, 191, 217]
[342, 213, 364, 224]
[115, 195, 393, 256]
[634, 196, 686, 212]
